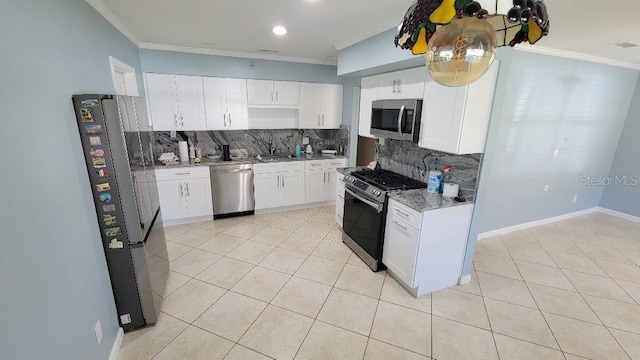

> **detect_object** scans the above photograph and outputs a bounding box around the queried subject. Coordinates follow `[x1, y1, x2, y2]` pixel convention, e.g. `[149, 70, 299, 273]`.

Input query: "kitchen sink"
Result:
[257, 154, 297, 162]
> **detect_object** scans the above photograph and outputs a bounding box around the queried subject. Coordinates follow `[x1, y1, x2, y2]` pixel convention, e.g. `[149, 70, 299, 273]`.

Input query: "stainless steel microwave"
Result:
[370, 99, 423, 142]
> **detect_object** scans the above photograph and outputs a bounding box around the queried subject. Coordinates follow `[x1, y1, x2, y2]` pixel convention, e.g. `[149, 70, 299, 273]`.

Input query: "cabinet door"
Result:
[321, 84, 343, 129]
[299, 83, 322, 129]
[418, 77, 465, 154]
[175, 75, 206, 130]
[254, 173, 281, 210]
[247, 80, 275, 105]
[145, 73, 179, 131]
[157, 180, 187, 221]
[382, 215, 420, 287]
[203, 77, 227, 130]
[280, 172, 305, 206]
[305, 170, 326, 203]
[324, 169, 338, 201]
[225, 78, 249, 130]
[274, 81, 300, 106]
[359, 76, 378, 138]
[396, 67, 427, 98]
[184, 178, 213, 218]
[377, 67, 426, 100]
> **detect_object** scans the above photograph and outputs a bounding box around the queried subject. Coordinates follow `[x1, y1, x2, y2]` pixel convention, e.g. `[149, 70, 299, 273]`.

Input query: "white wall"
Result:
[462, 48, 639, 274]
[600, 79, 640, 217]
[0, 1, 142, 359]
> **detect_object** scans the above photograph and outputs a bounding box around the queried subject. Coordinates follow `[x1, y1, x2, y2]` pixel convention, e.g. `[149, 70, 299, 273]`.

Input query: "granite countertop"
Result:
[388, 189, 474, 212]
[155, 154, 348, 169]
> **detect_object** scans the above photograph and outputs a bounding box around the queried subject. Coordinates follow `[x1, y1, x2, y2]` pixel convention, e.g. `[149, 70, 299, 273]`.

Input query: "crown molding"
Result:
[513, 45, 640, 71]
[138, 42, 338, 66]
[85, 0, 140, 46]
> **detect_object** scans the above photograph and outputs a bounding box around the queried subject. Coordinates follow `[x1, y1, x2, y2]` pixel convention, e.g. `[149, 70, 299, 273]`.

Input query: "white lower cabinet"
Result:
[335, 172, 345, 228]
[305, 159, 347, 203]
[155, 168, 213, 223]
[254, 162, 305, 210]
[383, 199, 474, 296]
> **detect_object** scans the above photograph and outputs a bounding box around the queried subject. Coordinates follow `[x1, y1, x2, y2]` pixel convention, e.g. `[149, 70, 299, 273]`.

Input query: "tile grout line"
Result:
[473, 264, 501, 360]
[530, 230, 635, 360]
[503, 241, 565, 354]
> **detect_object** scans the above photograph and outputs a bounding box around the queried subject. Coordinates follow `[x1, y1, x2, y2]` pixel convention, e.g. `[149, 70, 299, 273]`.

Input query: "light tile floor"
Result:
[120, 210, 640, 360]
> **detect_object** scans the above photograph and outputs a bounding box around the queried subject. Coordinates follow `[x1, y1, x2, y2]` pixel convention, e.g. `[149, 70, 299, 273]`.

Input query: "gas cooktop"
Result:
[351, 169, 427, 191]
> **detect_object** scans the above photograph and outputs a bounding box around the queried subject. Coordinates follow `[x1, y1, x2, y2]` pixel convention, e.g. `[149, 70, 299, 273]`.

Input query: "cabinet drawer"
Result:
[388, 199, 422, 230]
[156, 167, 210, 181]
[280, 162, 305, 172]
[328, 159, 347, 169]
[305, 160, 327, 170]
[253, 163, 280, 174]
[383, 216, 420, 287]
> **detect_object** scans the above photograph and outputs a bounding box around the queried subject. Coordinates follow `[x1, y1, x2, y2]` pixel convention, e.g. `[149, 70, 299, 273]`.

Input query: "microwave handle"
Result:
[397, 105, 405, 134]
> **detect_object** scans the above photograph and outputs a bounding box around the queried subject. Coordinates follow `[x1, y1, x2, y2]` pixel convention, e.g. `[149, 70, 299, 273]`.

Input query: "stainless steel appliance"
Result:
[370, 99, 423, 142]
[72, 95, 169, 332]
[210, 163, 255, 218]
[342, 169, 427, 271]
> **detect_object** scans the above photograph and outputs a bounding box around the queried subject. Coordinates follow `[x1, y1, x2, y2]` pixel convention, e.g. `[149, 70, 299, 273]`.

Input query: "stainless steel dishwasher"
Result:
[209, 163, 255, 218]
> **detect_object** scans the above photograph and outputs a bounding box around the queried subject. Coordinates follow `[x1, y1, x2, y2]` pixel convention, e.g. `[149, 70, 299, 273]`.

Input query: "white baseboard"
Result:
[598, 207, 640, 222]
[458, 274, 472, 285]
[108, 328, 124, 360]
[163, 215, 214, 227]
[477, 207, 600, 239]
[255, 201, 335, 215]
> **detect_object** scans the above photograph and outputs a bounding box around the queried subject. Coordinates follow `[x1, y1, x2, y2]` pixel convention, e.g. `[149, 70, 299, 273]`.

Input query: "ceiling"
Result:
[90, 0, 640, 67]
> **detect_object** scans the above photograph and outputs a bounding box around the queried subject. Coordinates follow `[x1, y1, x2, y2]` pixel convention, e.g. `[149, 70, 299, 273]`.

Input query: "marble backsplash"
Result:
[152, 126, 350, 159]
[375, 139, 482, 200]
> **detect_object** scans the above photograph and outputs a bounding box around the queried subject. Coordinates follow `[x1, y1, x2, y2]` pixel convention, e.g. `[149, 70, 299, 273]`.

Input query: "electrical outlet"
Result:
[170, 130, 177, 138]
[302, 137, 310, 145]
[94, 321, 103, 345]
[379, 137, 386, 146]
[544, 185, 550, 192]
[553, 150, 559, 157]
[573, 195, 578, 203]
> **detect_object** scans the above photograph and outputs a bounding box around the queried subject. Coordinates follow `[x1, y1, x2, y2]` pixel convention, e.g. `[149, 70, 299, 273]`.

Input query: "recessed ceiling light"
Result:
[610, 41, 640, 49]
[273, 26, 287, 36]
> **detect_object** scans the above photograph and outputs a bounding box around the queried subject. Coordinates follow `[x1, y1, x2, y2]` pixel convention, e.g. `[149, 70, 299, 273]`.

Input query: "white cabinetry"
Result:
[419, 62, 499, 154]
[155, 167, 213, 225]
[377, 67, 426, 100]
[254, 162, 305, 210]
[383, 199, 474, 296]
[203, 77, 248, 130]
[299, 83, 343, 129]
[247, 80, 300, 107]
[358, 67, 425, 138]
[145, 73, 206, 131]
[305, 159, 347, 203]
[358, 76, 378, 138]
[335, 172, 346, 228]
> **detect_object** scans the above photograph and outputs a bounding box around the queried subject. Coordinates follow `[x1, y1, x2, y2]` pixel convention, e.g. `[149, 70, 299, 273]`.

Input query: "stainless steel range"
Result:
[342, 169, 427, 271]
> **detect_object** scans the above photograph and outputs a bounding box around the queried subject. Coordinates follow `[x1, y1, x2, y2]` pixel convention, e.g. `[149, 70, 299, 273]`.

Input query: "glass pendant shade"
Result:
[426, 17, 497, 87]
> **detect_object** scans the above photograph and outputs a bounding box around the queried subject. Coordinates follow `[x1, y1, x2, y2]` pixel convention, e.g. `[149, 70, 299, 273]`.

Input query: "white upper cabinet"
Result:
[247, 80, 300, 107]
[145, 73, 206, 131]
[203, 77, 248, 130]
[358, 76, 378, 138]
[299, 83, 343, 129]
[377, 67, 426, 100]
[419, 61, 500, 155]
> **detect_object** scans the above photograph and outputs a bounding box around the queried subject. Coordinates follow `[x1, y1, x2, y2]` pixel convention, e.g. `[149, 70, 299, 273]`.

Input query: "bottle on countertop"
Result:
[440, 165, 453, 193]
[427, 170, 442, 193]
[295, 144, 302, 157]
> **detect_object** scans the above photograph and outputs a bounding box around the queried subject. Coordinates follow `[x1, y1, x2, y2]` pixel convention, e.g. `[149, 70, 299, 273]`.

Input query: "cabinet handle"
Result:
[223, 113, 228, 128]
[228, 113, 232, 128]
[276, 91, 279, 102]
[174, 114, 179, 127]
[393, 80, 397, 93]
[395, 208, 410, 218]
[179, 183, 184, 197]
[323, 172, 326, 183]
[393, 220, 408, 232]
[186, 183, 190, 197]
[282, 177, 285, 188]
[175, 172, 192, 176]
[271, 91, 274, 102]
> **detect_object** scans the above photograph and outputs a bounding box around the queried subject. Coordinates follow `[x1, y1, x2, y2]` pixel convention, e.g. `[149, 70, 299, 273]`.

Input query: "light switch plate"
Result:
[94, 321, 103, 344]
[170, 131, 177, 138]
[302, 137, 310, 145]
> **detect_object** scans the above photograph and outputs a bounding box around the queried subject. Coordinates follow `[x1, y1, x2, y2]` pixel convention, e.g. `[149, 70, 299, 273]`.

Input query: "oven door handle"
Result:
[345, 187, 384, 213]
[397, 104, 405, 135]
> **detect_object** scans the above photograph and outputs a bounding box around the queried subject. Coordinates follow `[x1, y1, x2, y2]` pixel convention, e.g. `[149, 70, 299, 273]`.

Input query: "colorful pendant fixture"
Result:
[395, 0, 550, 87]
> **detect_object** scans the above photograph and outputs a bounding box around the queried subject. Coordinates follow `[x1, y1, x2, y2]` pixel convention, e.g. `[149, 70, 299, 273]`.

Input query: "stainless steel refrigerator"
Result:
[72, 94, 169, 332]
